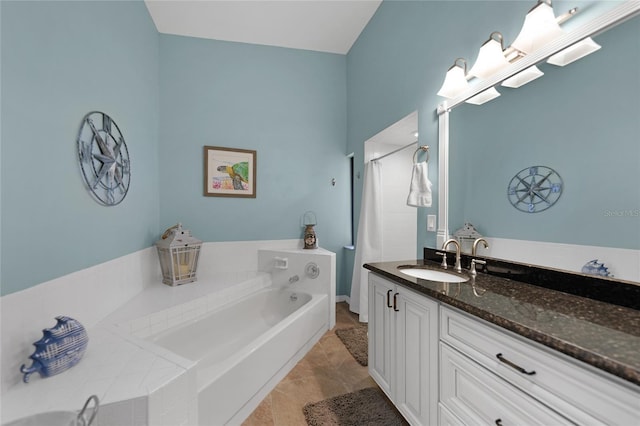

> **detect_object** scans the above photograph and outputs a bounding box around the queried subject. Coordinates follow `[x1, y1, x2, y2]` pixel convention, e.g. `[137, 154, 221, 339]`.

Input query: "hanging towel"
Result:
[407, 161, 432, 207]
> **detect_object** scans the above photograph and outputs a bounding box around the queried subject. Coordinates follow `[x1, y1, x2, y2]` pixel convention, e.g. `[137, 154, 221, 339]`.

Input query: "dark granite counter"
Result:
[364, 258, 640, 387]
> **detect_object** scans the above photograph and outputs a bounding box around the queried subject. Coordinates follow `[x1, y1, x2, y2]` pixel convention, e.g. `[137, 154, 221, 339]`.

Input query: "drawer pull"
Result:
[393, 292, 400, 312]
[495, 419, 503, 426]
[496, 353, 536, 375]
[386, 289, 393, 308]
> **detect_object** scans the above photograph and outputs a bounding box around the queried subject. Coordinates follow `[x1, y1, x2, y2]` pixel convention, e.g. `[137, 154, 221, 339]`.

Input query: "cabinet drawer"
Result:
[440, 306, 640, 425]
[440, 343, 572, 426]
[439, 403, 465, 426]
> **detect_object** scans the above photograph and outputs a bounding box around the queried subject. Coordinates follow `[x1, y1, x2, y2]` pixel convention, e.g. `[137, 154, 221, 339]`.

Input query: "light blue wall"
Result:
[2, 0, 634, 298]
[158, 35, 351, 294]
[0, 1, 350, 297]
[344, 1, 636, 292]
[450, 16, 639, 249]
[345, 0, 527, 288]
[1, 1, 160, 295]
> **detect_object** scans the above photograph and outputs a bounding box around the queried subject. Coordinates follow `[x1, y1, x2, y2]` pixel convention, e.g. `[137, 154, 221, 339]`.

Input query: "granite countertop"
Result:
[364, 259, 640, 387]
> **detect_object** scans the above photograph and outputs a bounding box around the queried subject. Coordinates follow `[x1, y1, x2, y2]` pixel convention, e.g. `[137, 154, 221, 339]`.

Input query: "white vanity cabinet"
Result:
[440, 306, 640, 426]
[368, 273, 438, 426]
[368, 271, 640, 426]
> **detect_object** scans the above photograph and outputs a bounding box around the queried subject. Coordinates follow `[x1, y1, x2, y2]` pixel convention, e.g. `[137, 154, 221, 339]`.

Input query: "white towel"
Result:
[407, 161, 432, 207]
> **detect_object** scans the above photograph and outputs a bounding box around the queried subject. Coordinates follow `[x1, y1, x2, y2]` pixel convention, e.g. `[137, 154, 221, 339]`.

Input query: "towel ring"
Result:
[413, 145, 429, 163]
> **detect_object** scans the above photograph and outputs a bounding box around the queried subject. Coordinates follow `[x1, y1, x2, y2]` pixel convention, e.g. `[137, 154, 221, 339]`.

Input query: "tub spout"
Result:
[288, 275, 300, 284]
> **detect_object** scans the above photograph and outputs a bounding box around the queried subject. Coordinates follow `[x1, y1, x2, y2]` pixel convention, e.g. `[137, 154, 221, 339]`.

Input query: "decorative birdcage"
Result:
[156, 223, 202, 286]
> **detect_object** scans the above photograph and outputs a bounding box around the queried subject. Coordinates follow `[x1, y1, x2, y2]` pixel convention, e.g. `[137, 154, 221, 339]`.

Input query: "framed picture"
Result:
[204, 146, 256, 198]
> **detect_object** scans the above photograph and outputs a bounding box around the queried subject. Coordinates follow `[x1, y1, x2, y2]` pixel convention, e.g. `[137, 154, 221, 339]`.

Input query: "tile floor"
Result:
[242, 302, 378, 425]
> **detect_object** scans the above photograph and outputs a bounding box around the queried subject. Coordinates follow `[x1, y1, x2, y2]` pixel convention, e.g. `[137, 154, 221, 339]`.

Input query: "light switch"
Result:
[427, 215, 436, 232]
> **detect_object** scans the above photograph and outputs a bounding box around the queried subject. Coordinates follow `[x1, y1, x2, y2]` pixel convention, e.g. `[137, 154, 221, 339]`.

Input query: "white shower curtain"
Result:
[350, 160, 382, 322]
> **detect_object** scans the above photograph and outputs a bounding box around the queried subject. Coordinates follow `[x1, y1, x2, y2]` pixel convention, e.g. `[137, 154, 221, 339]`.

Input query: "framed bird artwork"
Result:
[204, 146, 256, 198]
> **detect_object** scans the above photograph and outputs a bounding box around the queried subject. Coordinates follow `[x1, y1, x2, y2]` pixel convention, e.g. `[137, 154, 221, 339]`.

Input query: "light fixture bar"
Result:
[437, 1, 640, 114]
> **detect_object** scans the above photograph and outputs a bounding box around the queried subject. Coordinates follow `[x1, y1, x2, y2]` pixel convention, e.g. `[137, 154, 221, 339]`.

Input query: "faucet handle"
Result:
[470, 259, 486, 277]
[435, 251, 448, 269]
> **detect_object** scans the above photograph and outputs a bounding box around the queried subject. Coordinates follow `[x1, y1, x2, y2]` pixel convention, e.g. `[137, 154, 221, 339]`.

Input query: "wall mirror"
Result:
[437, 2, 639, 282]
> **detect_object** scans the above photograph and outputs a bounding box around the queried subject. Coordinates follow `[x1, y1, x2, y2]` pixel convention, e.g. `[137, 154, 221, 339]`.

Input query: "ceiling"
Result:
[144, 0, 382, 55]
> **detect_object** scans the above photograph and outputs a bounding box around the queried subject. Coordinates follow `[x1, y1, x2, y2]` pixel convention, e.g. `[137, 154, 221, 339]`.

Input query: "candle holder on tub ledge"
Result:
[302, 211, 318, 249]
[156, 223, 202, 286]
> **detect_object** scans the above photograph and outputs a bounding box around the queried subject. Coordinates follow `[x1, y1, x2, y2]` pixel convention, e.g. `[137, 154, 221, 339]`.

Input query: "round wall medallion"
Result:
[77, 111, 130, 206]
[507, 166, 563, 213]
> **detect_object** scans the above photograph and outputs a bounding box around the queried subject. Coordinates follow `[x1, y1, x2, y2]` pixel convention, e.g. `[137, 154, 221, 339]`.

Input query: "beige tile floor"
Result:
[242, 302, 377, 426]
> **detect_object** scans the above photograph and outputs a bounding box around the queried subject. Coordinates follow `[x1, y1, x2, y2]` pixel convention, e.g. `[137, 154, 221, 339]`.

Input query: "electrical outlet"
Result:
[427, 215, 436, 232]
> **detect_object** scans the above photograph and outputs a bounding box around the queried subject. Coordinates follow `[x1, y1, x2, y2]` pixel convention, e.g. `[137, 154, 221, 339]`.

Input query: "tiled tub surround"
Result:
[0, 240, 336, 425]
[365, 252, 640, 386]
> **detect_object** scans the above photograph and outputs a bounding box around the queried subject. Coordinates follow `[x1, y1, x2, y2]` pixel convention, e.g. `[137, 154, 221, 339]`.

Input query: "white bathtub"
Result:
[149, 287, 328, 425]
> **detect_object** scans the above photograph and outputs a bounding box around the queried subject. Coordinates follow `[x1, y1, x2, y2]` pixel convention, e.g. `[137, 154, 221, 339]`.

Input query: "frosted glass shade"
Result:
[547, 37, 601, 66]
[511, 2, 564, 54]
[469, 39, 511, 79]
[502, 65, 544, 88]
[466, 87, 501, 105]
[437, 65, 470, 98]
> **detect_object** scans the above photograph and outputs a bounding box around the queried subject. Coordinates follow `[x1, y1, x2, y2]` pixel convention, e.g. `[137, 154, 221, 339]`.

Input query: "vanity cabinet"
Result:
[440, 306, 640, 426]
[368, 274, 438, 426]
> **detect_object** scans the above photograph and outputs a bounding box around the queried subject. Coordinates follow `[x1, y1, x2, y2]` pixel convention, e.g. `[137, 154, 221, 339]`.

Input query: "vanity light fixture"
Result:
[511, 0, 565, 55]
[512, 1, 600, 66]
[501, 65, 544, 88]
[437, 58, 470, 99]
[469, 32, 511, 79]
[436, 56, 501, 104]
[435, 0, 594, 103]
[547, 37, 601, 66]
[465, 87, 501, 105]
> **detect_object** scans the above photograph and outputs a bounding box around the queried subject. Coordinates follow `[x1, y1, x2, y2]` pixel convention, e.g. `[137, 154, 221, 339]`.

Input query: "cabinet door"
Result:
[394, 287, 439, 426]
[368, 274, 394, 398]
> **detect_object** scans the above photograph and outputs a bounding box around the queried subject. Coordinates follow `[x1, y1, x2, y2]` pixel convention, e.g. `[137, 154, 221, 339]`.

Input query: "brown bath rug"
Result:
[335, 324, 368, 366]
[303, 387, 408, 426]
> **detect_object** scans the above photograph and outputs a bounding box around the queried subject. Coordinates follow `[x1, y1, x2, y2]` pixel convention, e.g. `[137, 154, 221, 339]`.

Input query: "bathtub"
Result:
[148, 287, 328, 425]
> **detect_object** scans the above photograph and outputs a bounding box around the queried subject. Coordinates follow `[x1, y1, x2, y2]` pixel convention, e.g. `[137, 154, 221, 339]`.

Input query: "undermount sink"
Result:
[398, 267, 469, 283]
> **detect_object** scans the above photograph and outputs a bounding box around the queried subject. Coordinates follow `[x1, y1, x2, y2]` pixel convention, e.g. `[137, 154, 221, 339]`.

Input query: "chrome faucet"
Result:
[288, 275, 299, 284]
[472, 238, 489, 256]
[442, 239, 462, 273]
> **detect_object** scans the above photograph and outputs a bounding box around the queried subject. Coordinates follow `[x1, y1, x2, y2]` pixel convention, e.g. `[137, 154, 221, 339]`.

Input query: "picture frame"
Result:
[203, 146, 256, 198]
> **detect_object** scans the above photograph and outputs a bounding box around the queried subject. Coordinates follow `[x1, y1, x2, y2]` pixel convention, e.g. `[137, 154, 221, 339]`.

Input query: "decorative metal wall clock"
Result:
[507, 165, 563, 213]
[77, 111, 130, 206]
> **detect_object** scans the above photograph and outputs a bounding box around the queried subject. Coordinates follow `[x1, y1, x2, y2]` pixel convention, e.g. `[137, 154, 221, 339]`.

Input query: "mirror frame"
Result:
[435, 1, 640, 248]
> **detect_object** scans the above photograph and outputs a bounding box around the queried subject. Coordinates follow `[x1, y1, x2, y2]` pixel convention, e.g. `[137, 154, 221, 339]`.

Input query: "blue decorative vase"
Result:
[581, 259, 612, 277]
[20, 316, 89, 383]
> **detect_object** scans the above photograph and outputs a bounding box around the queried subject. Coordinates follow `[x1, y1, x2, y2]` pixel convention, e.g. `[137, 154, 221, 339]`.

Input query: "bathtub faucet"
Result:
[288, 275, 300, 284]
